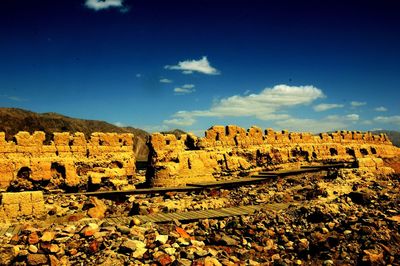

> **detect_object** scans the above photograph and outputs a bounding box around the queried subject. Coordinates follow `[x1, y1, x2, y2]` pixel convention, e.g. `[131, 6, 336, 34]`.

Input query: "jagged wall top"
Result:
[150, 125, 392, 151]
[0, 131, 134, 147]
[0, 131, 136, 189]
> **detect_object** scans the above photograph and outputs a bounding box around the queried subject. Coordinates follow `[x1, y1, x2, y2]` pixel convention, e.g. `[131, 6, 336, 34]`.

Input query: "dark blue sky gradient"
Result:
[1, 0, 399, 133]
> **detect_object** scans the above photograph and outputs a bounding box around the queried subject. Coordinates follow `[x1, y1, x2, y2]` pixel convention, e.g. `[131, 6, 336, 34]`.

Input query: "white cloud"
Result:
[165, 56, 220, 75]
[0, 94, 27, 102]
[164, 117, 196, 127]
[374, 115, 400, 125]
[160, 78, 173, 83]
[174, 84, 196, 94]
[313, 103, 344, 112]
[113, 122, 126, 127]
[275, 114, 359, 133]
[275, 117, 347, 133]
[140, 124, 170, 133]
[85, 0, 126, 11]
[345, 113, 359, 121]
[374, 106, 388, 112]
[164, 84, 324, 126]
[350, 101, 366, 107]
[85, 0, 129, 12]
[361, 120, 373, 125]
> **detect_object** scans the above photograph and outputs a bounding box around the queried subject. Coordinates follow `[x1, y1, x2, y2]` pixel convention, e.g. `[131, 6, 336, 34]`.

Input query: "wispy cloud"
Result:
[374, 115, 400, 125]
[140, 124, 170, 133]
[374, 106, 388, 112]
[174, 84, 196, 94]
[113, 122, 126, 127]
[345, 113, 359, 121]
[313, 103, 344, 112]
[164, 116, 196, 127]
[164, 84, 324, 126]
[165, 56, 220, 75]
[275, 114, 359, 133]
[350, 101, 366, 107]
[136, 73, 142, 78]
[85, 0, 128, 12]
[1, 94, 27, 102]
[160, 78, 173, 83]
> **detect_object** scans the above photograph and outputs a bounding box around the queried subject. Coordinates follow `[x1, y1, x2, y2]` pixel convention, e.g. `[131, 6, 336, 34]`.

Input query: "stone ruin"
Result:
[0, 126, 399, 220]
[0, 191, 45, 220]
[0, 131, 136, 191]
[0, 127, 399, 192]
[147, 125, 400, 187]
[0, 131, 136, 220]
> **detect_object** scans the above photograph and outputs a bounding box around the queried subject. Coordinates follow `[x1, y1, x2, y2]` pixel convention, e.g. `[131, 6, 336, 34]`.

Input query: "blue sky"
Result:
[1, 0, 400, 135]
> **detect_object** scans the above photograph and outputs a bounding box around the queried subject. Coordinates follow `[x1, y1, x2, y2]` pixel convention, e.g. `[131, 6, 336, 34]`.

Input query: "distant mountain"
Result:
[161, 129, 187, 138]
[372, 130, 400, 147]
[0, 108, 150, 160]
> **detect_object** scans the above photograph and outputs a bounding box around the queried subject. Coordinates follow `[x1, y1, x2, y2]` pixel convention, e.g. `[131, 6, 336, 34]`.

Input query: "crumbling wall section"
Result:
[148, 125, 400, 187]
[0, 131, 135, 190]
[0, 191, 45, 220]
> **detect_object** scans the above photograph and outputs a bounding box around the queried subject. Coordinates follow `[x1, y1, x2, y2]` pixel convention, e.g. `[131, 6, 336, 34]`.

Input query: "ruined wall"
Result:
[0, 131, 135, 190]
[148, 125, 400, 187]
[0, 191, 45, 220]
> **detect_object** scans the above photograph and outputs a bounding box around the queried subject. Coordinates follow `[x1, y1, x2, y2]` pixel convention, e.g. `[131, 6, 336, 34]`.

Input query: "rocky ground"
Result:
[0, 168, 400, 265]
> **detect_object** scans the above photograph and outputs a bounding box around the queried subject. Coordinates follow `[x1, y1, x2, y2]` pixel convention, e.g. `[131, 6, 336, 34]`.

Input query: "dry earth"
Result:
[0, 166, 399, 266]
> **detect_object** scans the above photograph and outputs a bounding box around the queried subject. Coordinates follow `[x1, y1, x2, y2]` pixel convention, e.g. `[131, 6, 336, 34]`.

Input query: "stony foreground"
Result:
[0, 168, 399, 266]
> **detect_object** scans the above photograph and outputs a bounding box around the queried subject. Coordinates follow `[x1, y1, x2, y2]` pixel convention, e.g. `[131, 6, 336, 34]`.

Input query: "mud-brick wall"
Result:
[147, 125, 400, 187]
[0, 131, 136, 190]
[0, 191, 45, 220]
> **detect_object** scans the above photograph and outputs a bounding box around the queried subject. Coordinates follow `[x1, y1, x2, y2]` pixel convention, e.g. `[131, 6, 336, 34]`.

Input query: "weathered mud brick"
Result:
[19, 202, 33, 216]
[0, 132, 5, 145]
[119, 133, 134, 146]
[1, 192, 30, 205]
[3, 203, 20, 218]
[30, 159, 52, 181]
[0, 161, 14, 188]
[32, 202, 45, 216]
[53, 132, 70, 145]
[65, 164, 80, 187]
[0, 207, 6, 220]
[147, 125, 400, 187]
[31, 191, 44, 203]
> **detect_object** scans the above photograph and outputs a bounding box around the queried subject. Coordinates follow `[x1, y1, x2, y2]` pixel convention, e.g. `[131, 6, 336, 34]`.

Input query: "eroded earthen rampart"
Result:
[147, 125, 400, 187]
[0, 131, 135, 190]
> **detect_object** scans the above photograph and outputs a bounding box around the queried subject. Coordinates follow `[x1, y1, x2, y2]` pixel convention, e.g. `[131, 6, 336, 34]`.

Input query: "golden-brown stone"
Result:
[0, 131, 136, 191]
[147, 125, 400, 187]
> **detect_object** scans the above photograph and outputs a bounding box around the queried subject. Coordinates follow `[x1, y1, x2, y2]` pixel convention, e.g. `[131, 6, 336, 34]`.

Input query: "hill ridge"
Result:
[0, 107, 150, 160]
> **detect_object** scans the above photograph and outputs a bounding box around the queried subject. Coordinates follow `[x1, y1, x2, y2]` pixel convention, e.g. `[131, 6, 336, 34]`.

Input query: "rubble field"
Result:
[1, 167, 399, 266]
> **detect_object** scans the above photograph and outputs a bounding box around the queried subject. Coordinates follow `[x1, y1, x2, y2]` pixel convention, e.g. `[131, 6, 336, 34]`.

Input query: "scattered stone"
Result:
[87, 197, 107, 219]
[120, 239, 146, 253]
[27, 254, 48, 265]
[156, 234, 169, 244]
[164, 247, 176, 255]
[28, 245, 38, 253]
[28, 232, 40, 245]
[1, 147, 400, 266]
[131, 217, 141, 226]
[89, 240, 99, 253]
[155, 254, 173, 266]
[116, 225, 130, 235]
[220, 234, 238, 246]
[204, 256, 222, 266]
[49, 255, 60, 266]
[132, 247, 148, 259]
[41, 231, 55, 242]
